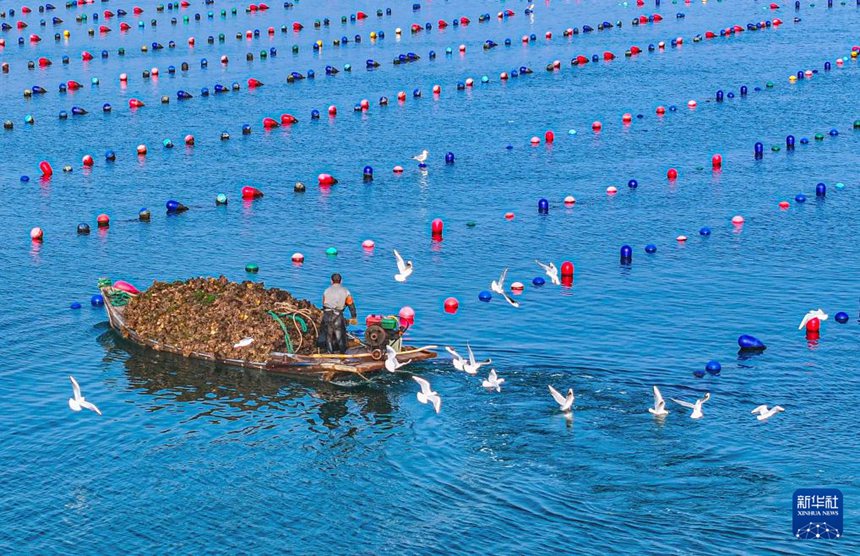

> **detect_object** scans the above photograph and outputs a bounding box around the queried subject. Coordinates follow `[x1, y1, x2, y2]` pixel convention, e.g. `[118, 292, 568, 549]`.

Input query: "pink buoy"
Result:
[39, 161, 53, 177]
[113, 280, 140, 295]
[510, 282, 524, 293]
[220, 55, 228, 64]
[241, 186, 264, 200]
[592, 121, 602, 131]
[778, 201, 790, 209]
[30, 227, 43, 241]
[530, 136, 540, 145]
[465, 78, 474, 87]
[458, 44, 466, 52]
[360, 99, 369, 110]
[676, 235, 688, 242]
[443, 297, 459, 314]
[362, 239, 375, 250]
[731, 215, 745, 225]
[399, 306, 415, 327]
[291, 252, 304, 264]
[546, 32, 552, 40]
[393, 165, 404, 174]
[188, 37, 195, 45]
[432, 84, 441, 94]
[119, 73, 128, 82]
[137, 144, 147, 155]
[564, 195, 576, 206]
[606, 186, 618, 195]
[151, 67, 159, 76]
[687, 99, 697, 108]
[500, 72, 508, 80]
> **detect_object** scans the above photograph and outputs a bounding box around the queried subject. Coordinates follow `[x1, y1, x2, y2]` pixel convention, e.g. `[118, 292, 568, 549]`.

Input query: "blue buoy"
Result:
[532, 277, 545, 287]
[754, 142, 764, 160]
[740, 85, 748, 96]
[645, 244, 657, 254]
[166, 200, 187, 213]
[21, 176, 30, 182]
[105, 150, 116, 161]
[699, 227, 711, 236]
[478, 290, 492, 302]
[829, 128, 838, 137]
[795, 193, 807, 203]
[800, 137, 809, 145]
[816, 183, 826, 197]
[693, 369, 706, 378]
[620, 244, 633, 262]
[628, 179, 638, 189]
[77, 223, 90, 235]
[445, 152, 455, 164]
[538, 198, 549, 214]
[705, 360, 721, 375]
[90, 294, 104, 307]
[715, 90, 724, 102]
[70, 302, 82, 310]
[834, 311, 849, 324]
[786, 135, 795, 149]
[738, 334, 766, 352]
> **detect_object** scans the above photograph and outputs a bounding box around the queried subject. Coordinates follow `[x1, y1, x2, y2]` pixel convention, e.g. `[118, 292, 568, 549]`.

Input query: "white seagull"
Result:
[68, 376, 102, 416]
[393, 249, 414, 282]
[535, 260, 560, 285]
[413, 375, 441, 413]
[445, 346, 466, 371]
[385, 345, 412, 372]
[648, 385, 669, 416]
[751, 404, 785, 421]
[482, 369, 505, 392]
[463, 343, 492, 375]
[671, 392, 710, 419]
[798, 308, 828, 330]
[548, 385, 575, 412]
[490, 268, 520, 308]
[233, 337, 254, 348]
[412, 149, 429, 164]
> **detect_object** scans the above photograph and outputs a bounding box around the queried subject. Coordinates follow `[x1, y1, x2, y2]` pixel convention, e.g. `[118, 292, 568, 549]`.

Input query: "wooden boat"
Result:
[99, 286, 437, 381]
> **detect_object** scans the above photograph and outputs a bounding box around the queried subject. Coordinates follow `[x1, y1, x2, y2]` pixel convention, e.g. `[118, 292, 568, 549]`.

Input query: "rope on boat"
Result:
[267, 311, 310, 354]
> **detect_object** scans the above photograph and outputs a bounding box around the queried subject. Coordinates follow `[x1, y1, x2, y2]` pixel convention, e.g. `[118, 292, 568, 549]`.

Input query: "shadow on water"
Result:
[95, 325, 407, 430]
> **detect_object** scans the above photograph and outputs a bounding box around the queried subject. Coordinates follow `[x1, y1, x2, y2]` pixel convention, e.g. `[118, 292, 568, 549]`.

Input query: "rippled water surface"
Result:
[1, 0, 859, 553]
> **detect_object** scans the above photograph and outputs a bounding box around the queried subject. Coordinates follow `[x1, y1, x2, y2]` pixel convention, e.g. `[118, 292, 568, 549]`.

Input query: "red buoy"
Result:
[241, 186, 264, 200]
[667, 168, 678, 180]
[317, 174, 337, 186]
[806, 318, 820, 332]
[431, 218, 444, 238]
[561, 261, 574, 277]
[82, 155, 94, 167]
[328, 105, 337, 116]
[247, 78, 263, 88]
[81, 51, 93, 61]
[97, 214, 110, 228]
[545, 130, 555, 143]
[262, 117, 279, 129]
[280, 114, 297, 125]
[38, 57, 52, 67]
[712, 154, 722, 169]
[622, 113, 632, 124]
[592, 121, 602, 131]
[39, 161, 53, 177]
[443, 297, 459, 314]
[656, 105, 666, 115]
[603, 51, 616, 61]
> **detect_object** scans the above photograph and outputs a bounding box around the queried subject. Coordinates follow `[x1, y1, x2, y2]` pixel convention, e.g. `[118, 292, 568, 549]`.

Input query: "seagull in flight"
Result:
[751, 404, 785, 421]
[535, 260, 560, 285]
[385, 345, 412, 372]
[393, 249, 413, 282]
[412, 149, 429, 164]
[548, 385, 575, 413]
[798, 308, 828, 330]
[491, 268, 520, 307]
[413, 375, 441, 413]
[671, 392, 710, 419]
[68, 376, 102, 416]
[482, 369, 505, 392]
[648, 385, 669, 416]
[463, 343, 492, 375]
[445, 346, 466, 371]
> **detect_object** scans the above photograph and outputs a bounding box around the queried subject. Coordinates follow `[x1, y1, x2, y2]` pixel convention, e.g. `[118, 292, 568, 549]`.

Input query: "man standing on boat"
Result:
[319, 273, 358, 354]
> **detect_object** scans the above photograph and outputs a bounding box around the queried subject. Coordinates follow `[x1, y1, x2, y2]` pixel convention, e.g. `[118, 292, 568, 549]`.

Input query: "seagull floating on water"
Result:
[385, 345, 412, 372]
[393, 249, 414, 282]
[798, 308, 828, 330]
[412, 149, 429, 164]
[751, 404, 785, 421]
[491, 268, 520, 307]
[648, 385, 669, 416]
[68, 376, 102, 416]
[548, 385, 575, 412]
[535, 260, 560, 285]
[482, 369, 505, 392]
[671, 392, 710, 419]
[463, 343, 492, 375]
[233, 337, 254, 348]
[413, 375, 441, 413]
[445, 346, 466, 371]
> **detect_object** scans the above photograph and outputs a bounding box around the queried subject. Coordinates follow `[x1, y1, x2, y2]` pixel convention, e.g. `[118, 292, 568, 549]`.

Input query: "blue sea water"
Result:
[1, 0, 859, 553]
